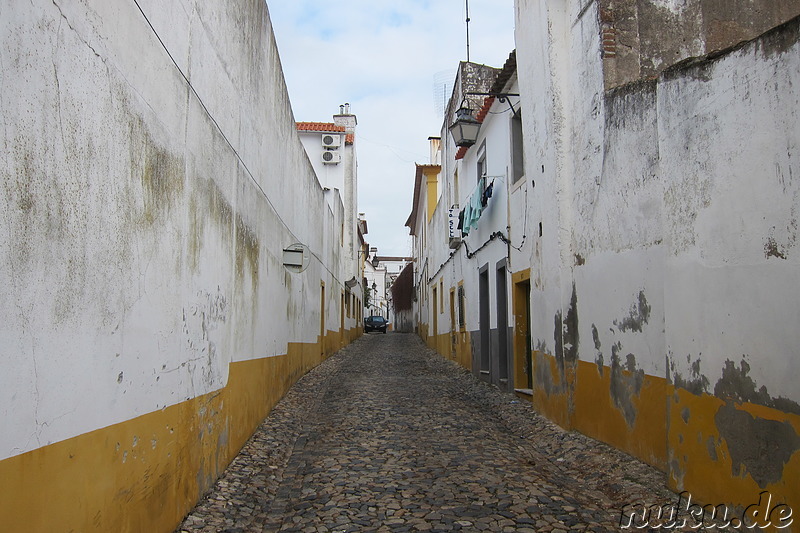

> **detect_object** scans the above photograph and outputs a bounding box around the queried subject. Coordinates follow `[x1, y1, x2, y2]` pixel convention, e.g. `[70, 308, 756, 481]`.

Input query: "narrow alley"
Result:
[176, 333, 675, 533]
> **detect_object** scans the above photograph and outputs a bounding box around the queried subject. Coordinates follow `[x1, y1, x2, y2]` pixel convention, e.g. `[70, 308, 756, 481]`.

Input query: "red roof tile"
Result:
[475, 96, 495, 124]
[296, 122, 346, 133]
[455, 146, 469, 160]
[345, 133, 355, 145]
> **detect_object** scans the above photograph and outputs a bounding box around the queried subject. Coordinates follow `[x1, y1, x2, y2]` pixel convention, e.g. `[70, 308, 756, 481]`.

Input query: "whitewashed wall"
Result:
[0, 0, 350, 461]
[658, 29, 800, 401]
[515, 0, 800, 504]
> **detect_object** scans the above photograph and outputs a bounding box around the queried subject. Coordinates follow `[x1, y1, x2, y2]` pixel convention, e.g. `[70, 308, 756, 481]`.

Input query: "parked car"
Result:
[364, 315, 388, 333]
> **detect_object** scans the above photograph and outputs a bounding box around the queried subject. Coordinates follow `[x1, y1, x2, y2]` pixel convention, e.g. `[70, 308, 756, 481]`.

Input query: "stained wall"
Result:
[0, 1, 360, 531]
[515, 0, 800, 518]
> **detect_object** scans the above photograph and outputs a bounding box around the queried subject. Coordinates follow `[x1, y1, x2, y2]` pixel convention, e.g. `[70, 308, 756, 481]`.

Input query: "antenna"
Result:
[465, 0, 471, 62]
[432, 70, 456, 117]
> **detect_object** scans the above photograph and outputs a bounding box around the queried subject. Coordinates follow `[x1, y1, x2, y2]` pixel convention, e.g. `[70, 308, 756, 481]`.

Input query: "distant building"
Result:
[297, 105, 364, 343]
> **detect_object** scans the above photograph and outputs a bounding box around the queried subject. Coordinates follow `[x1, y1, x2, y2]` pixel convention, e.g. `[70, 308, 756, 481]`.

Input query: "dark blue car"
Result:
[364, 315, 388, 333]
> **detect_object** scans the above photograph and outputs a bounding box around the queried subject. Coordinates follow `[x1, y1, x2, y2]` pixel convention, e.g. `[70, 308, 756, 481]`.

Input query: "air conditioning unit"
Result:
[322, 150, 341, 164]
[322, 133, 341, 148]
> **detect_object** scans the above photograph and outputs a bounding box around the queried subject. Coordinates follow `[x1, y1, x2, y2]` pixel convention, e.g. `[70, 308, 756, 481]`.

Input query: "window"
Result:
[477, 142, 487, 183]
[476, 141, 487, 196]
[511, 110, 525, 184]
[457, 284, 466, 330]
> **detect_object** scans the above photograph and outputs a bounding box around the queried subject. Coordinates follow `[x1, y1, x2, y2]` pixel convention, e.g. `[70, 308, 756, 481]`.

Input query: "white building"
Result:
[363, 252, 389, 319]
[297, 107, 364, 341]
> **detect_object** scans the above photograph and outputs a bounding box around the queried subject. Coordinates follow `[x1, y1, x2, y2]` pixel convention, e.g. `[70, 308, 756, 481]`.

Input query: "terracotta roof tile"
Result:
[475, 96, 495, 124]
[455, 146, 469, 160]
[490, 50, 517, 94]
[296, 122, 346, 133]
[345, 133, 355, 145]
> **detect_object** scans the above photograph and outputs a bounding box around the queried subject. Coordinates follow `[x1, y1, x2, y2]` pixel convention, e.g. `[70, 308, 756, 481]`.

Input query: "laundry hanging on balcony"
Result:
[459, 177, 492, 236]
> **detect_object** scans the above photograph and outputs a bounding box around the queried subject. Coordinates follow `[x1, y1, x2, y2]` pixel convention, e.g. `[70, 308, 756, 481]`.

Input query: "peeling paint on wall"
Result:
[714, 402, 800, 488]
[671, 355, 710, 396]
[609, 349, 645, 427]
[562, 283, 579, 364]
[715, 359, 800, 416]
[613, 290, 651, 332]
[591, 324, 604, 375]
[764, 236, 788, 259]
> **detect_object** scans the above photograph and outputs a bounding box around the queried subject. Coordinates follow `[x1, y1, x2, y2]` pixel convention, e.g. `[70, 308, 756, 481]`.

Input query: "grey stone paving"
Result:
[176, 333, 678, 533]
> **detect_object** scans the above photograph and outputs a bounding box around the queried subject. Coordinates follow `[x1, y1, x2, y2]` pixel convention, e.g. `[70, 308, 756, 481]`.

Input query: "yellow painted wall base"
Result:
[0, 328, 361, 533]
[668, 388, 800, 527]
[573, 359, 668, 469]
[425, 331, 472, 372]
[531, 350, 800, 530]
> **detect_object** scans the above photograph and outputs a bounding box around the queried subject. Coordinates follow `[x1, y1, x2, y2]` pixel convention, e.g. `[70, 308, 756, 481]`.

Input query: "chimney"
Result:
[334, 103, 357, 133]
[428, 137, 442, 165]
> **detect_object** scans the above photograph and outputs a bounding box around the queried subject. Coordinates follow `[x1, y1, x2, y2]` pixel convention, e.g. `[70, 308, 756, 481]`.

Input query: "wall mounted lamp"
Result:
[448, 106, 481, 147]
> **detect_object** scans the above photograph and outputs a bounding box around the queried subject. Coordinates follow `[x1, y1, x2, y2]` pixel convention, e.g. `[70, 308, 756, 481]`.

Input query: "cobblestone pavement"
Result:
[176, 333, 680, 533]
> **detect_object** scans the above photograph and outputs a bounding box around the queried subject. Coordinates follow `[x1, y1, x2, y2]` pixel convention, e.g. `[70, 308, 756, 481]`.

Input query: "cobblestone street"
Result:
[177, 333, 677, 533]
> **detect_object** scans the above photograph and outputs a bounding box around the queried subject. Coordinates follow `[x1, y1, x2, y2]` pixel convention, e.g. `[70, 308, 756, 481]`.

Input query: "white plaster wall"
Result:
[515, 0, 799, 404]
[299, 131, 347, 196]
[515, 0, 574, 353]
[507, 78, 536, 275]
[659, 31, 800, 402]
[0, 0, 352, 460]
[569, 0, 668, 377]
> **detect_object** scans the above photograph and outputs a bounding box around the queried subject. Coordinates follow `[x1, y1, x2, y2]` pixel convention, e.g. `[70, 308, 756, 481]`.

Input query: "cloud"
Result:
[268, 0, 515, 255]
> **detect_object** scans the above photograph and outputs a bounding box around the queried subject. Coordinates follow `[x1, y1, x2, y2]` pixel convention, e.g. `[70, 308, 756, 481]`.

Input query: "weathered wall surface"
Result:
[517, 0, 799, 518]
[600, 0, 800, 88]
[0, 1, 359, 531]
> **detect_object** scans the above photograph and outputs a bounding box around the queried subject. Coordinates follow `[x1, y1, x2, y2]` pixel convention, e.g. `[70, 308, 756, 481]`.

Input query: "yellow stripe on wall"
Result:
[0, 328, 360, 533]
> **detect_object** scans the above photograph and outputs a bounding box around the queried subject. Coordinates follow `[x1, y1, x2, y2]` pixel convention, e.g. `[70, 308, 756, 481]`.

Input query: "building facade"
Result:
[0, 1, 361, 531]
[297, 109, 364, 343]
[411, 0, 800, 520]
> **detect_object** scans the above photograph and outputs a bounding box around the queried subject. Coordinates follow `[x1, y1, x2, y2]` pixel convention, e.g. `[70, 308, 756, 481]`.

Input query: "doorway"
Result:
[496, 262, 509, 389]
[479, 265, 490, 377]
[432, 286, 438, 347]
[449, 288, 457, 360]
[320, 282, 326, 358]
[513, 273, 533, 392]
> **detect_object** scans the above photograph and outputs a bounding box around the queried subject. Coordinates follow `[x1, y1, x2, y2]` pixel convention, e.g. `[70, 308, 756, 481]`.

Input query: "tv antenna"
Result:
[465, 0, 471, 62]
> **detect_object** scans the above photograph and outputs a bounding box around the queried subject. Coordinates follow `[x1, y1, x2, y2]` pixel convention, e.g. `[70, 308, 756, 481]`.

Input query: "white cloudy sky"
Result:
[267, 1, 516, 256]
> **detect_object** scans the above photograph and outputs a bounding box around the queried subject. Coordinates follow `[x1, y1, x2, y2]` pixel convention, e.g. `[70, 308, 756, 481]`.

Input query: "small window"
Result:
[477, 142, 487, 189]
[511, 110, 525, 184]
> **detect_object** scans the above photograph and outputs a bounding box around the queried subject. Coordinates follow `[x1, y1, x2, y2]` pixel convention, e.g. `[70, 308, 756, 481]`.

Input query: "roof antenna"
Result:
[465, 0, 471, 63]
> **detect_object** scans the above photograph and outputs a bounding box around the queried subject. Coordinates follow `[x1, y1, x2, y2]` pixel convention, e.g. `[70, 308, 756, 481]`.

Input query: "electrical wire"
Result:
[131, 0, 350, 288]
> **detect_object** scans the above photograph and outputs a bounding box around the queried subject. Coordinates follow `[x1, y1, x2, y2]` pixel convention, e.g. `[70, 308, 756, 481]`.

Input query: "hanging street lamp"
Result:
[448, 106, 481, 147]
